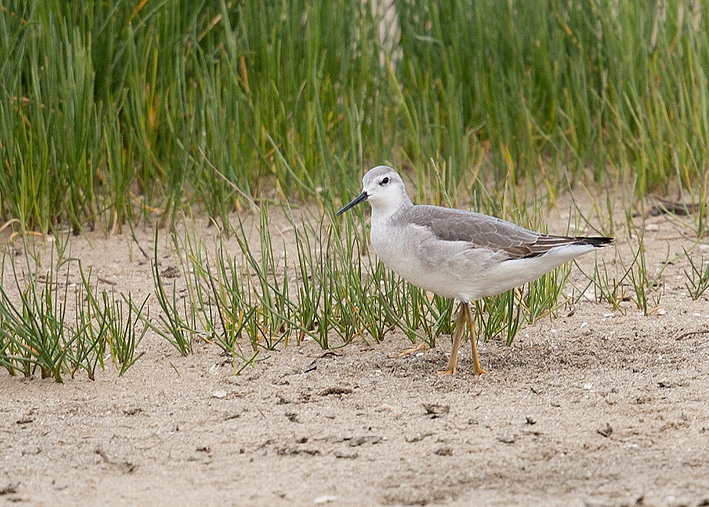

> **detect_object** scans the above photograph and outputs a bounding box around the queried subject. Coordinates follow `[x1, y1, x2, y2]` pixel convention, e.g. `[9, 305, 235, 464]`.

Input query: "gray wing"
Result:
[400, 205, 610, 259]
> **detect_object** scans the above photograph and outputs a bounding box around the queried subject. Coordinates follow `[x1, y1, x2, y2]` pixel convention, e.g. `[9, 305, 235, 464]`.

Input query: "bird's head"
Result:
[337, 166, 411, 216]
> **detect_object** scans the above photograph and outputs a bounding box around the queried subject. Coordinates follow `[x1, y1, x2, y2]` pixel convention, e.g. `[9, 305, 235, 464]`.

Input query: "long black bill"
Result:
[336, 191, 369, 216]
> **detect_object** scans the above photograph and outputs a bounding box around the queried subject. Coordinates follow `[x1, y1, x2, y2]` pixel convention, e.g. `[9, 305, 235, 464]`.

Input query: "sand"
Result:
[2, 196, 709, 507]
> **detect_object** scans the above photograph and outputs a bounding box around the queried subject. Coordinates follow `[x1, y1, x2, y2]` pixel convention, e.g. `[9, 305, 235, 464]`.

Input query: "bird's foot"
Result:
[398, 342, 429, 357]
[435, 367, 456, 376]
[472, 365, 488, 376]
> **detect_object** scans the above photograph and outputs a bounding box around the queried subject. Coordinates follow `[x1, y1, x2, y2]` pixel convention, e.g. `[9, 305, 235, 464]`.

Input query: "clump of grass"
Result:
[324, 214, 394, 346]
[172, 225, 261, 373]
[232, 209, 297, 350]
[0, 249, 73, 381]
[144, 229, 195, 356]
[522, 267, 572, 325]
[624, 213, 667, 315]
[683, 249, 709, 301]
[0, 239, 147, 381]
[77, 264, 149, 378]
[473, 293, 524, 347]
[573, 214, 667, 316]
[86, 290, 149, 377]
[577, 256, 628, 312]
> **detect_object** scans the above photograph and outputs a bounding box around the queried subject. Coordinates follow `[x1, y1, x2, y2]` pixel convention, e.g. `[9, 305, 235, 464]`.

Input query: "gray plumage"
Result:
[401, 205, 611, 260]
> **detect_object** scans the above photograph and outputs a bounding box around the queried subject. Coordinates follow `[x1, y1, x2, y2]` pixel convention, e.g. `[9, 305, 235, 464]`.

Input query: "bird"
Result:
[337, 165, 613, 375]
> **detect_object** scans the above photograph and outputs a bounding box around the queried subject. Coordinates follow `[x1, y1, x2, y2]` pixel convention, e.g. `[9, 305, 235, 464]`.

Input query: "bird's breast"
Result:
[369, 218, 490, 301]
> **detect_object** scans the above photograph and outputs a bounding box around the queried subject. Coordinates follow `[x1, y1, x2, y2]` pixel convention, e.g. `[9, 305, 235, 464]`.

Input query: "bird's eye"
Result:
[380, 177, 389, 185]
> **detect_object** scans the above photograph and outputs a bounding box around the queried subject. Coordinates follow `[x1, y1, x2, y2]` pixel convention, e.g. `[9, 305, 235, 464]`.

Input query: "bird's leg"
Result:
[463, 302, 487, 375]
[436, 304, 467, 375]
[399, 342, 429, 357]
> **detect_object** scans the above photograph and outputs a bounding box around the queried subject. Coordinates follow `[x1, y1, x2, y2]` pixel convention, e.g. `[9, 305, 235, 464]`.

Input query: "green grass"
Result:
[683, 248, 709, 300]
[1, 0, 708, 232]
[0, 237, 147, 381]
[2, 0, 709, 378]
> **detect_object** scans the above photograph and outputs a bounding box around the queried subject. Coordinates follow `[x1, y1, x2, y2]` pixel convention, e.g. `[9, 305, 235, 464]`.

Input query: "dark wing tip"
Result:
[575, 236, 614, 248]
[516, 235, 613, 259]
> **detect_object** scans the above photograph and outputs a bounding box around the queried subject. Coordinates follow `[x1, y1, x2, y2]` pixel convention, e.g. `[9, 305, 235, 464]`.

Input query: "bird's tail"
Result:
[573, 236, 613, 248]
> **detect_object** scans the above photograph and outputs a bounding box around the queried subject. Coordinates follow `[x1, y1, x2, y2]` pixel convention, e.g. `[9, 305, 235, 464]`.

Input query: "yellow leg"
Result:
[436, 304, 467, 375]
[463, 302, 487, 375]
[399, 342, 429, 357]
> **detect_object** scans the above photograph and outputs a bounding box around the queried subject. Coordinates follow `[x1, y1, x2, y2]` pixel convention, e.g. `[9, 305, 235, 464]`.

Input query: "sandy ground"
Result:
[2, 195, 709, 507]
